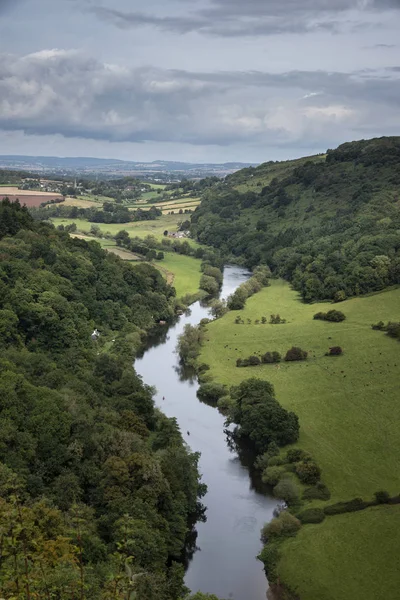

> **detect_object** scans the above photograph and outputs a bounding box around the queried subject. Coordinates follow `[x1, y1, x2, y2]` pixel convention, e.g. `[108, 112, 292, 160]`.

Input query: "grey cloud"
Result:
[89, 0, 400, 37]
[0, 51, 399, 147]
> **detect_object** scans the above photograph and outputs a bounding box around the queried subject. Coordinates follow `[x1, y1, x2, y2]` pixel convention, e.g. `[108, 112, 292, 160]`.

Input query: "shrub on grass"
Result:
[261, 511, 301, 543]
[302, 482, 331, 501]
[284, 347, 308, 362]
[261, 351, 281, 364]
[324, 497, 371, 516]
[297, 508, 326, 524]
[328, 346, 343, 356]
[371, 321, 385, 331]
[374, 490, 390, 504]
[249, 355, 261, 366]
[387, 322, 400, 339]
[262, 466, 285, 486]
[295, 460, 321, 485]
[314, 310, 346, 322]
[273, 477, 300, 504]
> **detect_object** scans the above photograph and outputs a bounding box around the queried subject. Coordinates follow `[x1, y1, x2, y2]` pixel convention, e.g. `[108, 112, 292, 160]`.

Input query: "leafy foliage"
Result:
[191, 137, 400, 302]
[229, 378, 299, 454]
[0, 201, 206, 598]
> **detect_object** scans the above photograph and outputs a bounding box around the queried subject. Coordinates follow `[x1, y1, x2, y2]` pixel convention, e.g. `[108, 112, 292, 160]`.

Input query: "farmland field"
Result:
[200, 278, 400, 502]
[50, 215, 201, 246]
[200, 277, 400, 600]
[0, 186, 63, 207]
[277, 504, 400, 600]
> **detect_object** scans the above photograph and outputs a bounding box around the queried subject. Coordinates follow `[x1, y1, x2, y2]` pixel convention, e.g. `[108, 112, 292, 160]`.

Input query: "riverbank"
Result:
[199, 278, 400, 600]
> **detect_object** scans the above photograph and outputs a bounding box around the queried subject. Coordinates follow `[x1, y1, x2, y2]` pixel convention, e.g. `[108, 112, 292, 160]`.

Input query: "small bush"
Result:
[296, 460, 321, 485]
[334, 290, 346, 303]
[387, 322, 400, 339]
[303, 482, 331, 501]
[371, 321, 385, 331]
[261, 351, 281, 364]
[261, 511, 301, 543]
[285, 347, 308, 362]
[297, 508, 326, 524]
[328, 346, 343, 356]
[374, 490, 390, 504]
[314, 310, 346, 322]
[197, 382, 226, 403]
[273, 477, 300, 504]
[249, 355, 261, 366]
[262, 466, 285, 486]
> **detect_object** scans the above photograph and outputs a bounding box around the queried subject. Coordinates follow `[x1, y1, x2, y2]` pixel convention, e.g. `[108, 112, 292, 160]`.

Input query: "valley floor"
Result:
[199, 278, 400, 599]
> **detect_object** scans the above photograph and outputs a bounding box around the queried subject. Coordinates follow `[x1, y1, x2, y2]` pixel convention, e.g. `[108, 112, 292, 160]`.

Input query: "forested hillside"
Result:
[0, 200, 206, 599]
[191, 137, 400, 301]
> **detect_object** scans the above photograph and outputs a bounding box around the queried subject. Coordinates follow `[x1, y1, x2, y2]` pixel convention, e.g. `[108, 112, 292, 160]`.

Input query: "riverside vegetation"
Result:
[187, 138, 400, 600]
[0, 199, 214, 600]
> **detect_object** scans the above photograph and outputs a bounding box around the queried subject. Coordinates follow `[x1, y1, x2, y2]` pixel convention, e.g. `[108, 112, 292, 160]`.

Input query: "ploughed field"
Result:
[0, 186, 63, 207]
[199, 278, 400, 600]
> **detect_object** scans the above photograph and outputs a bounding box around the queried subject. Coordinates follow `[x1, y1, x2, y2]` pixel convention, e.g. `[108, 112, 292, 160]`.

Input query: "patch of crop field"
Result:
[277, 504, 400, 600]
[200, 278, 400, 503]
[145, 182, 166, 190]
[50, 215, 200, 245]
[0, 186, 60, 196]
[55, 197, 99, 208]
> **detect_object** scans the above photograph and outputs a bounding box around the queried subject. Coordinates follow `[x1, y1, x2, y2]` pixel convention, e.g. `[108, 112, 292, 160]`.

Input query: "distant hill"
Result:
[191, 137, 400, 302]
[0, 155, 257, 179]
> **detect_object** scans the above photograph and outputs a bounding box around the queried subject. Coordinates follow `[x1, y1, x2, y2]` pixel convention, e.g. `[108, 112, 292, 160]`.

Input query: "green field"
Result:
[277, 504, 400, 600]
[155, 253, 202, 298]
[50, 214, 200, 244]
[200, 279, 400, 502]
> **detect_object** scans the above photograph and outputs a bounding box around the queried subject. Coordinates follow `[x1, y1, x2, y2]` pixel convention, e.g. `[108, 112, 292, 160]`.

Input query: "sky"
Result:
[0, 0, 399, 163]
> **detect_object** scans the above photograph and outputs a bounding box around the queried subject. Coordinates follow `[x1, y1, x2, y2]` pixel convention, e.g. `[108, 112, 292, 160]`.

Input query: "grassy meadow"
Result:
[277, 504, 400, 600]
[200, 279, 400, 502]
[154, 253, 202, 298]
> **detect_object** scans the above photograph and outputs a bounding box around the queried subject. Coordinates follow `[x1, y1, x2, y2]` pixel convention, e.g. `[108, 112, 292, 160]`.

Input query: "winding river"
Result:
[135, 265, 277, 600]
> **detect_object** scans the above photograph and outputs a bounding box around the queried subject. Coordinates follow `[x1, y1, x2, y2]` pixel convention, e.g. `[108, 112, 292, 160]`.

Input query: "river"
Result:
[135, 265, 277, 600]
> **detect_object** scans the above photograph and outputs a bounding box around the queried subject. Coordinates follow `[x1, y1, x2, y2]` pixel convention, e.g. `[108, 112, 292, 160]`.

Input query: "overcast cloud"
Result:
[0, 0, 399, 161]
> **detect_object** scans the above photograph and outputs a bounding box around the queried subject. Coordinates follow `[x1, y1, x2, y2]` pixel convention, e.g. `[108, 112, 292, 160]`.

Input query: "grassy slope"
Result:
[200, 279, 400, 501]
[278, 504, 400, 600]
[155, 253, 202, 298]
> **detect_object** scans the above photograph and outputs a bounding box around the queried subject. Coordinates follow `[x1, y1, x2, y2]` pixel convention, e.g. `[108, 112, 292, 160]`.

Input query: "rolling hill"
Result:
[191, 137, 400, 302]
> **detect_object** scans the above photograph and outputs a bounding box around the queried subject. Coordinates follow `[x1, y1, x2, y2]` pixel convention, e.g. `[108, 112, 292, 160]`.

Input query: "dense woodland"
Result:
[191, 137, 400, 301]
[0, 200, 208, 599]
